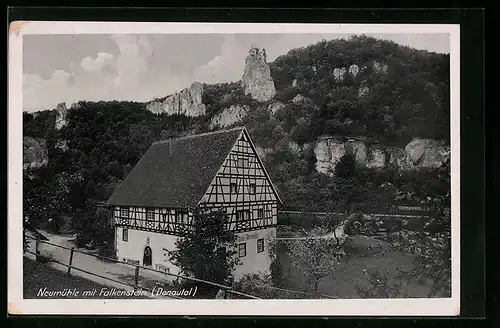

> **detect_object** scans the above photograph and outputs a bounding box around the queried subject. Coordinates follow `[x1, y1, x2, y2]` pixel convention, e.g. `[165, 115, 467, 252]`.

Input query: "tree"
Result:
[73, 204, 114, 254]
[168, 207, 240, 286]
[334, 153, 357, 179]
[23, 168, 69, 232]
[354, 265, 410, 298]
[286, 226, 344, 294]
[267, 238, 284, 287]
[410, 159, 451, 297]
[233, 272, 277, 299]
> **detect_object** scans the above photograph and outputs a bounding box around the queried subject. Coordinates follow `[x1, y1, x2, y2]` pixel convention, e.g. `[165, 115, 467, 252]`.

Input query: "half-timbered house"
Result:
[107, 127, 282, 279]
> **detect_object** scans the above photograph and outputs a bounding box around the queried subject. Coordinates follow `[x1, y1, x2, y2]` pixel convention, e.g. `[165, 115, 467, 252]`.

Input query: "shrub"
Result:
[334, 153, 357, 179]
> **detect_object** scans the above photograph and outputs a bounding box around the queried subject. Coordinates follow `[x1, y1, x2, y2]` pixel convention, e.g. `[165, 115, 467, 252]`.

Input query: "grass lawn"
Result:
[279, 235, 435, 298]
[23, 257, 151, 299]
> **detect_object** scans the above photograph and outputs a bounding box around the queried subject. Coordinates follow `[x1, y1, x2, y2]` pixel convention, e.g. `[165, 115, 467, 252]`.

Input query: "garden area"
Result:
[234, 209, 451, 299]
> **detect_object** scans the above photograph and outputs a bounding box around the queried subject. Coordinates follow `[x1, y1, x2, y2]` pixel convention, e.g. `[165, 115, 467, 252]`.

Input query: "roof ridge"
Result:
[153, 126, 245, 144]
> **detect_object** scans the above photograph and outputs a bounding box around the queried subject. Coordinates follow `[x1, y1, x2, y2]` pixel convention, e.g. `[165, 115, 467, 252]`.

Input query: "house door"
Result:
[143, 246, 152, 266]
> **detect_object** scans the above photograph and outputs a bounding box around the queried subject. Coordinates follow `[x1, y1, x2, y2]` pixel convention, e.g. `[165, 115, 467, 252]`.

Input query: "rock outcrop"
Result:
[366, 146, 387, 168]
[55, 102, 68, 130]
[267, 101, 285, 115]
[314, 137, 347, 174]
[349, 64, 360, 77]
[358, 82, 370, 98]
[23, 137, 48, 170]
[373, 61, 389, 74]
[404, 138, 450, 169]
[314, 136, 449, 175]
[386, 147, 406, 168]
[333, 67, 347, 81]
[70, 102, 82, 110]
[146, 82, 206, 117]
[292, 94, 305, 104]
[209, 104, 249, 129]
[241, 47, 276, 102]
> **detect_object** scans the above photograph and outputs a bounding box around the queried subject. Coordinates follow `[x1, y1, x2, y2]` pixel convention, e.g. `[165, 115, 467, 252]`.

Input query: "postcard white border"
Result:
[8, 21, 460, 316]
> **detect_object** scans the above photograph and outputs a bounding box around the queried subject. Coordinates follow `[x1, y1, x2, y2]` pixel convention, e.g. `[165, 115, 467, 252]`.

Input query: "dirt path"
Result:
[23, 257, 151, 299]
[29, 230, 178, 298]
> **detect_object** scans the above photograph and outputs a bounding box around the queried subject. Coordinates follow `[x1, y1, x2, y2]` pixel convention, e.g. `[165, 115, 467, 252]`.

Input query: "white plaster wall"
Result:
[116, 227, 181, 275]
[232, 227, 276, 280]
[116, 226, 277, 282]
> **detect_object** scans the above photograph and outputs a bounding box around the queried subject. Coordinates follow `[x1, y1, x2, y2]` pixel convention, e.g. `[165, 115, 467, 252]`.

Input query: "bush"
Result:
[334, 153, 357, 179]
[343, 212, 364, 235]
[354, 265, 410, 298]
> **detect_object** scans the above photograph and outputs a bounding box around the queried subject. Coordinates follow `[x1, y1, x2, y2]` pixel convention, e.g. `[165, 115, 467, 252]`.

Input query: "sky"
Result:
[22, 33, 450, 112]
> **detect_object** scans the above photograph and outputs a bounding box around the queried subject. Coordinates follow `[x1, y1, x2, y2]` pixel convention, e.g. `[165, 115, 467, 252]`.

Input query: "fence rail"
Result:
[237, 281, 339, 299]
[25, 235, 259, 300]
[24, 247, 165, 298]
[279, 210, 429, 220]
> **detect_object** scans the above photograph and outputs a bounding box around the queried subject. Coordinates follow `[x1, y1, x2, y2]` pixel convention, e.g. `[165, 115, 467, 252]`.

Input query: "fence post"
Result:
[67, 247, 75, 275]
[134, 266, 140, 291]
[35, 238, 40, 261]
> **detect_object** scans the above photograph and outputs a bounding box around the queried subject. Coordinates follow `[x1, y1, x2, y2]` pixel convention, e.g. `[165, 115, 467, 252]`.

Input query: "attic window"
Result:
[146, 209, 154, 222]
[120, 208, 129, 218]
[230, 183, 238, 193]
[176, 210, 188, 224]
[237, 157, 249, 168]
[249, 183, 256, 194]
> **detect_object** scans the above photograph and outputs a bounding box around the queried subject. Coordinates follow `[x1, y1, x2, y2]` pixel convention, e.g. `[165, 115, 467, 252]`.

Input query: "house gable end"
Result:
[198, 128, 282, 205]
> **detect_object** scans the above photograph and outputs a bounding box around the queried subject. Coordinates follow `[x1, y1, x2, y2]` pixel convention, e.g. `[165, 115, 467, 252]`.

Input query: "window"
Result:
[146, 209, 154, 222]
[238, 243, 247, 257]
[120, 207, 129, 218]
[249, 183, 256, 194]
[122, 228, 128, 242]
[230, 182, 238, 193]
[176, 210, 188, 224]
[257, 238, 264, 253]
[237, 157, 248, 168]
[236, 210, 250, 222]
[257, 208, 264, 219]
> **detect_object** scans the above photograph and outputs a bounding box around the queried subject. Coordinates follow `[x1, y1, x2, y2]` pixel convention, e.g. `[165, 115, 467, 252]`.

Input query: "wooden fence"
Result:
[25, 235, 259, 299]
[278, 210, 429, 228]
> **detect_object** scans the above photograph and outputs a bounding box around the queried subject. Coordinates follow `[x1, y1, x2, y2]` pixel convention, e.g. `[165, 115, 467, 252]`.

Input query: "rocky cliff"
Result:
[210, 104, 250, 129]
[55, 102, 68, 130]
[146, 82, 206, 117]
[314, 136, 450, 175]
[241, 47, 276, 102]
[23, 137, 48, 170]
[267, 101, 285, 115]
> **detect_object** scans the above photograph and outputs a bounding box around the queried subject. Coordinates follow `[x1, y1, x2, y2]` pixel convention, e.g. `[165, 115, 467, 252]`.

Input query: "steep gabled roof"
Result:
[107, 127, 245, 208]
